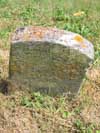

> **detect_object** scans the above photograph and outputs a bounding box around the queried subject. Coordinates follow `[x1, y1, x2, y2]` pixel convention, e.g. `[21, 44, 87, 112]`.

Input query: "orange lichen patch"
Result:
[32, 26, 47, 31]
[23, 28, 45, 41]
[33, 31, 44, 39]
[74, 35, 84, 43]
[31, 26, 65, 38]
[30, 27, 47, 40]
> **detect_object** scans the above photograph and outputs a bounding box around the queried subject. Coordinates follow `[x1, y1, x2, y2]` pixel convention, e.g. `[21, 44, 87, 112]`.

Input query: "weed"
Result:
[96, 130, 100, 133]
[0, 29, 9, 39]
[52, 7, 67, 21]
[21, 96, 33, 108]
[0, 0, 8, 7]
[74, 119, 98, 133]
[19, 7, 37, 20]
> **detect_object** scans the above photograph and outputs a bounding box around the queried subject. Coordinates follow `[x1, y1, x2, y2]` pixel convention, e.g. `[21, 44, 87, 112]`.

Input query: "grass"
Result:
[0, 0, 100, 132]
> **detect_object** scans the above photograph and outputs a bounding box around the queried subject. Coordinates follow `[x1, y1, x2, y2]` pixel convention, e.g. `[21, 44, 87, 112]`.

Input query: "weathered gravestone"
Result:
[9, 26, 94, 96]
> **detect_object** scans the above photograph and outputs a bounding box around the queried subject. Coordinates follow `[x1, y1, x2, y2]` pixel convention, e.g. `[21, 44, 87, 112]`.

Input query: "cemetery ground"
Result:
[0, 0, 100, 132]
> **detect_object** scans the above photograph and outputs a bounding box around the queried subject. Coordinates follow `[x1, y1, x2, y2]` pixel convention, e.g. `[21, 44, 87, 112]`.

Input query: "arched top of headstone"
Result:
[12, 26, 94, 60]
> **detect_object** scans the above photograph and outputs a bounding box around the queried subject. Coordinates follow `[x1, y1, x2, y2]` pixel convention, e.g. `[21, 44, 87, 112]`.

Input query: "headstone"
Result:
[9, 26, 94, 96]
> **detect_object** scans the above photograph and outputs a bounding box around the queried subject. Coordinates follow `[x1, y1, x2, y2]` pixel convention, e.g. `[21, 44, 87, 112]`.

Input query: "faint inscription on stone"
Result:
[9, 26, 94, 95]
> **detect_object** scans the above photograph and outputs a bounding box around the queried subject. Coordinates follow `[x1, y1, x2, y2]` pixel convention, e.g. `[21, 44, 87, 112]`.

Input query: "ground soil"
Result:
[0, 68, 100, 133]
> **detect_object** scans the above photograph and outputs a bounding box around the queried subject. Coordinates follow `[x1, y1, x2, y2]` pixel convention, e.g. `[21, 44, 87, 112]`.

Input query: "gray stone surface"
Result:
[9, 26, 94, 96]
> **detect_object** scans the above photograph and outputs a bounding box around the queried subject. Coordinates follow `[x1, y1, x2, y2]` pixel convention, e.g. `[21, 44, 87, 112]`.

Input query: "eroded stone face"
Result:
[9, 26, 94, 96]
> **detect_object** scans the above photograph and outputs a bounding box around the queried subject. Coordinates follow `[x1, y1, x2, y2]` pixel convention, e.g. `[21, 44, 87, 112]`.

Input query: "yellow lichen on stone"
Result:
[74, 35, 84, 43]
[74, 35, 87, 48]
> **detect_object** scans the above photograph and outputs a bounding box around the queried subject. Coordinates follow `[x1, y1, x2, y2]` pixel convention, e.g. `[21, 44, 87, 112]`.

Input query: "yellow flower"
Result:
[73, 11, 85, 16]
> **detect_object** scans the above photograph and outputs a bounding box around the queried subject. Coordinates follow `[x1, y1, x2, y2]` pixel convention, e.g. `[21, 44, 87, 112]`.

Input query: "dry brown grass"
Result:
[0, 0, 100, 132]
